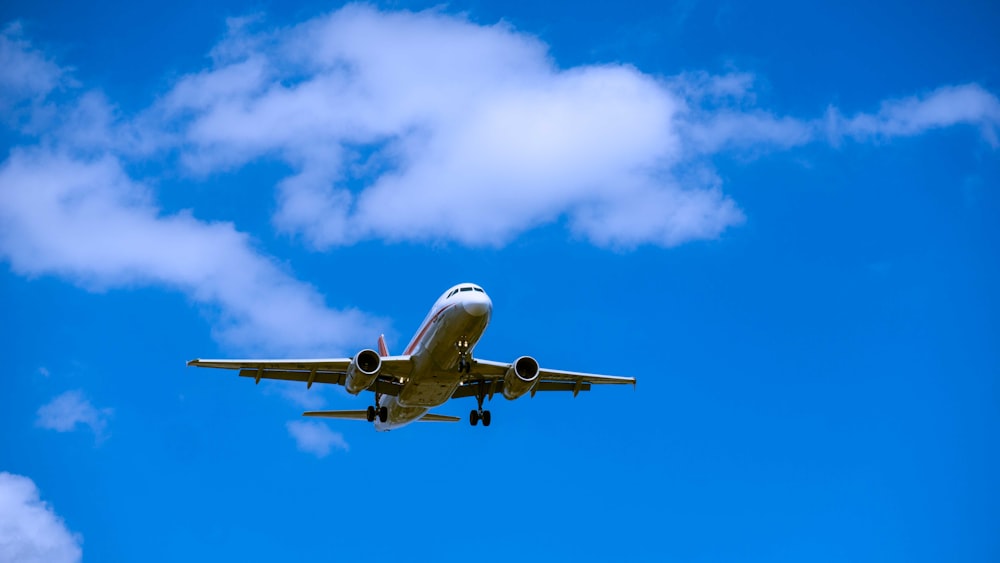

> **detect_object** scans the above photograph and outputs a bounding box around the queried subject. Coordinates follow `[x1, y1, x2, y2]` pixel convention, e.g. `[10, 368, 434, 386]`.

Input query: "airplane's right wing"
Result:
[187, 356, 416, 395]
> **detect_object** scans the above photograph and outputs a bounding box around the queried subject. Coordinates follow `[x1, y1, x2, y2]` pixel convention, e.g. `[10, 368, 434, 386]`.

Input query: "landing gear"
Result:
[469, 408, 491, 426]
[456, 337, 472, 374]
[469, 382, 491, 427]
[368, 393, 388, 424]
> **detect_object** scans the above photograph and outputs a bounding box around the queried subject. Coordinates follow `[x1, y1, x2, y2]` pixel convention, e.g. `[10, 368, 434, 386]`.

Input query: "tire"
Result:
[366, 406, 376, 422]
[469, 410, 479, 426]
[378, 406, 388, 423]
[482, 410, 491, 427]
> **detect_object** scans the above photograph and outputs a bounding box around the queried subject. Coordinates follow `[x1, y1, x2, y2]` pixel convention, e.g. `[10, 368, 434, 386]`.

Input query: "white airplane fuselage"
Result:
[375, 284, 492, 431]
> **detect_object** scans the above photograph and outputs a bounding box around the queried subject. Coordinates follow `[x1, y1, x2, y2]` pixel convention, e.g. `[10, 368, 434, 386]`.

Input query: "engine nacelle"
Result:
[345, 349, 382, 395]
[502, 356, 540, 400]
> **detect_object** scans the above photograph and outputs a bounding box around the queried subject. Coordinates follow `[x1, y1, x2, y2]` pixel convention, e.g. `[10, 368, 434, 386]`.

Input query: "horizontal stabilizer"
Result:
[302, 410, 369, 420]
[419, 413, 460, 422]
[301, 410, 459, 422]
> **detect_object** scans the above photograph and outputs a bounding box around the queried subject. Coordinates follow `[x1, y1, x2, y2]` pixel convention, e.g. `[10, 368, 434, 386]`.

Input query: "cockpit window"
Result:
[473, 287, 484, 293]
[447, 290, 457, 298]
[460, 287, 473, 292]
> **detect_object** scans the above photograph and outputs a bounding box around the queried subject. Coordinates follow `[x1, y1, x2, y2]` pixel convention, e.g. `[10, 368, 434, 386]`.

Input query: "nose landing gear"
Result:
[458, 357, 472, 374]
[456, 337, 473, 374]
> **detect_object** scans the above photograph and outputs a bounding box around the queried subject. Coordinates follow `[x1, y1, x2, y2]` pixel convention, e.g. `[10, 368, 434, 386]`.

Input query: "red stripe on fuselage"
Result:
[403, 304, 456, 356]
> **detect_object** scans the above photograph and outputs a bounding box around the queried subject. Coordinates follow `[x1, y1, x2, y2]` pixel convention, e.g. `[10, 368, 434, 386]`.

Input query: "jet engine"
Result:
[345, 349, 382, 395]
[502, 356, 540, 400]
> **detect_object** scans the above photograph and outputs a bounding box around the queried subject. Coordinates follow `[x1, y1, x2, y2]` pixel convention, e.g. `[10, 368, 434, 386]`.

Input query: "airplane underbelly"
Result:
[397, 370, 462, 407]
[398, 309, 488, 408]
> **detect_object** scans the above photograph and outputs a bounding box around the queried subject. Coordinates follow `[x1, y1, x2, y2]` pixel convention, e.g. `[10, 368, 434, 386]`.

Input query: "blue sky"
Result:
[0, 1, 997, 561]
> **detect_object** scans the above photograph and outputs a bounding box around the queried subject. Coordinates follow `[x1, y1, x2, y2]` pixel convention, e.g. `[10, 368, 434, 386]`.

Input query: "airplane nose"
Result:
[463, 294, 491, 317]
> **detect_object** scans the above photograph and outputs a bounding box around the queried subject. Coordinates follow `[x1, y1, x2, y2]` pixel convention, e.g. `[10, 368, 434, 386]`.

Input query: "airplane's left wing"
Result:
[186, 356, 415, 395]
[453, 358, 635, 399]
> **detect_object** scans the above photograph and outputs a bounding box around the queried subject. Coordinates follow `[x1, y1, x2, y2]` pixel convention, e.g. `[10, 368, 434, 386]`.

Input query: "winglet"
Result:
[377, 334, 389, 357]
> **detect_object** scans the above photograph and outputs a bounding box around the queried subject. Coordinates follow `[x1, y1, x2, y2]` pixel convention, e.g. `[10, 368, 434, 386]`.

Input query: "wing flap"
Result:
[238, 369, 344, 385]
[451, 380, 593, 398]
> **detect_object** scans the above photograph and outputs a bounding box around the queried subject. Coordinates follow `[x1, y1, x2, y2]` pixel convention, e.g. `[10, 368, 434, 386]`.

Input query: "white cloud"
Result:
[286, 420, 349, 457]
[0, 24, 382, 357]
[831, 83, 1000, 145]
[0, 147, 380, 355]
[0, 23, 67, 124]
[153, 6, 999, 250]
[157, 5, 743, 249]
[0, 472, 82, 563]
[674, 76, 1000, 154]
[35, 390, 112, 439]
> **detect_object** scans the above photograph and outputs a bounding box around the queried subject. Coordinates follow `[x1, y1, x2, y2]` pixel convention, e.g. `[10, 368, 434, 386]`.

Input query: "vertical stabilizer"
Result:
[377, 334, 389, 356]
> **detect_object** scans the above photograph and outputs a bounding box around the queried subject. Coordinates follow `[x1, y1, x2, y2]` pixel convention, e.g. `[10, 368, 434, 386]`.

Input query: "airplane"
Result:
[188, 283, 635, 431]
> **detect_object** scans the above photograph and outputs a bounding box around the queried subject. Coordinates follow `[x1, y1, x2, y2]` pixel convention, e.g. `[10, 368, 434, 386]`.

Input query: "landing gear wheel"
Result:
[470, 409, 479, 426]
[378, 406, 388, 423]
[366, 406, 376, 422]
[481, 410, 491, 427]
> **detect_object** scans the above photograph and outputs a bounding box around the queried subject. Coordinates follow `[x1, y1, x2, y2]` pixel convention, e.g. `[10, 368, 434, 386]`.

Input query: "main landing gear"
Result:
[469, 381, 491, 427]
[469, 409, 491, 427]
[366, 392, 388, 423]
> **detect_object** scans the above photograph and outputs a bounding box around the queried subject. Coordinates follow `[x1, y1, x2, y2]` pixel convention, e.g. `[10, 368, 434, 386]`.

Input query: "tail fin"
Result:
[377, 334, 389, 357]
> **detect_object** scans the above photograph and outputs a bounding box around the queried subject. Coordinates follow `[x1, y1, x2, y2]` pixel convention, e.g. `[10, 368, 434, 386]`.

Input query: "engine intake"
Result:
[502, 356, 540, 400]
[345, 349, 382, 395]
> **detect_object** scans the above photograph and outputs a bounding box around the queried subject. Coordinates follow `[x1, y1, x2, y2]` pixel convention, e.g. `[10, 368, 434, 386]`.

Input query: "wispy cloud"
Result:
[0, 147, 381, 355]
[675, 74, 1000, 153]
[0, 22, 68, 128]
[35, 390, 112, 440]
[829, 84, 1000, 146]
[286, 420, 349, 457]
[0, 472, 83, 563]
[0, 26, 382, 357]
